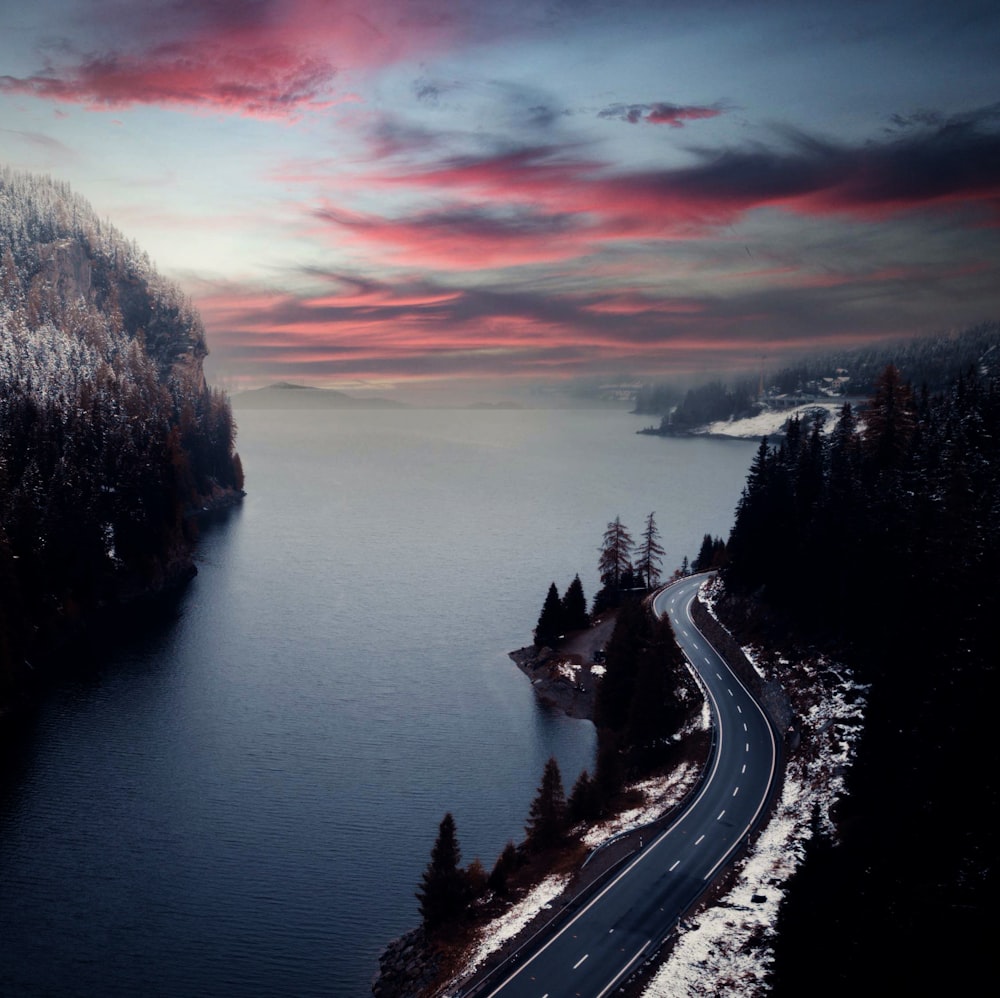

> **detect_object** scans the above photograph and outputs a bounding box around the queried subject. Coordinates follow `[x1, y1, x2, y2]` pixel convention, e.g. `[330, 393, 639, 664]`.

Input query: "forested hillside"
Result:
[635, 321, 1000, 425]
[766, 321, 1000, 397]
[0, 167, 243, 708]
[716, 362, 997, 992]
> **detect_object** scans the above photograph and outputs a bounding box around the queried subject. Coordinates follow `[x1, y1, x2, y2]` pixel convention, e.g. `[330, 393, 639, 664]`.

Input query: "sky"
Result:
[1, 0, 999, 402]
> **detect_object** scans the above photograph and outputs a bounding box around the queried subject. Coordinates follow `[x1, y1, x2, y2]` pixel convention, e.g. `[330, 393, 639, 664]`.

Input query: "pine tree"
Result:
[598, 516, 634, 592]
[487, 841, 520, 896]
[416, 812, 467, 931]
[637, 511, 666, 588]
[795, 414, 826, 520]
[534, 581, 565, 648]
[594, 516, 635, 612]
[623, 614, 691, 770]
[693, 533, 715, 572]
[567, 769, 601, 822]
[594, 597, 650, 731]
[525, 757, 567, 851]
[561, 574, 590, 631]
[726, 436, 775, 588]
[711, 538, 727, 568]
[464, 858, 488, 901]
[863, 364, 917, 471]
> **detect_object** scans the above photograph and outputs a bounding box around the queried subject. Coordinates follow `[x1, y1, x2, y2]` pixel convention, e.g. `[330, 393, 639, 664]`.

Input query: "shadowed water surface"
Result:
[0, 409, 754, 996]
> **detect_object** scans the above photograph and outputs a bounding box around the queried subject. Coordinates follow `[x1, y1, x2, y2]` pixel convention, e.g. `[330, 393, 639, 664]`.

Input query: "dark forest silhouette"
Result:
[719, 362, 996, 994]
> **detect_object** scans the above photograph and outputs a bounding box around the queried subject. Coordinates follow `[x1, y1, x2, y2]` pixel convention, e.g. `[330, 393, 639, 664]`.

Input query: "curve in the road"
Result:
[467, 575, 779, 998]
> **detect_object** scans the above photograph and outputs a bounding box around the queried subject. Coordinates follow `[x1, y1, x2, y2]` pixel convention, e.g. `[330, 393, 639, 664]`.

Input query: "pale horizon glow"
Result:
[2, 1, 999, 401]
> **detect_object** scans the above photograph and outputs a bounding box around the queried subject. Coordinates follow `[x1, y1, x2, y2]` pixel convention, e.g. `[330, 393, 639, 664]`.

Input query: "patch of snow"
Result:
[554, 660, 580, 682]
[450, 874, 571, 981]
[694, 697, 712, 734]
[591, 663, 606, 677]
[697, 401, 845, 440]
[741, 645, 767, 680]
[581, 763, 699, 849]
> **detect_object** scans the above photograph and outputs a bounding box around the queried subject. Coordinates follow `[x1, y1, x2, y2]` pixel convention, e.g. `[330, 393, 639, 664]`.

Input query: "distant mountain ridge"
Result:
[233, 382, 408, 409]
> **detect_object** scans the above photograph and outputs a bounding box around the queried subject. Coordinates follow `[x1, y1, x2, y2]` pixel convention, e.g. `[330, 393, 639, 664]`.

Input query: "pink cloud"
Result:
[199, 263, 994, 386]
[646, 103, 725, 127]
[199, 110, 1000, 385]
[0, 44, 336, 116]
[312, 202, 599, 269]
[0, 0, 463, 117]
[580, 295, 706, 316]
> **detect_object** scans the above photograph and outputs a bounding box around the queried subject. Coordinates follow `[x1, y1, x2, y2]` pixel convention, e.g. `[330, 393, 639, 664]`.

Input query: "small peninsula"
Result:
[508, 611, 615, 720]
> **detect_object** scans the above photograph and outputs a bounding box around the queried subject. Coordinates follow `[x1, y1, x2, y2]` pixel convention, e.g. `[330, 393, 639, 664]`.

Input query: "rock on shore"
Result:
[509, 645, 599, 719]
[371, 929, 440, 998]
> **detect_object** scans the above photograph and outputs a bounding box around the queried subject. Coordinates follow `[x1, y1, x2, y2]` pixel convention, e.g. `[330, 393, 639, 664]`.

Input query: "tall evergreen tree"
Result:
[534, 582, 565, 647]
[598, 516, 634, 592]
[561, 574, 590, 631]
[726, 435, 782, 589]
[863, 363, 917, 471]
[623, 614, 692, 770]
[795, 415, 826, 523]
[416, 812, 467, 931]
[487, 841, 520, 896]
[710, 538, 727, 568]
[693, 533, 715, 572]
[594, 597, 651, 732]
[636, 511, 666, 589]
[524, 757, 567, 851]
[567, 769, 601, 822]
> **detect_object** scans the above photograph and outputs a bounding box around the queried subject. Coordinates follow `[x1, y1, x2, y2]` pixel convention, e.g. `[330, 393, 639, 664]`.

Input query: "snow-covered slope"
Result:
[696, 401, 847, 439]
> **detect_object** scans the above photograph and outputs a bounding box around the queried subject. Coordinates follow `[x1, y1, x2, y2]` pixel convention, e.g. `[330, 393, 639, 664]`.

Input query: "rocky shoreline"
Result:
[371, 929, 442, 998]
[508, 644, 600, 719]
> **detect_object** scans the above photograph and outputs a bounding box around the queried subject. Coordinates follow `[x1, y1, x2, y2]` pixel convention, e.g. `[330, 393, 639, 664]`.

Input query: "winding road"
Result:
[468, 574, 778, 998]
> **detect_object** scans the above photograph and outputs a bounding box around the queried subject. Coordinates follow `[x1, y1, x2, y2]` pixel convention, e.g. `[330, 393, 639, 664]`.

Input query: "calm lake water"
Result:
[0, 408, 754, 997]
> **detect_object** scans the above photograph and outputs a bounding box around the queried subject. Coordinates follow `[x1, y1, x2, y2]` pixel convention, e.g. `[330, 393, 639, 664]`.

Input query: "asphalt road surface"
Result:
[472, 575, 777, 998]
